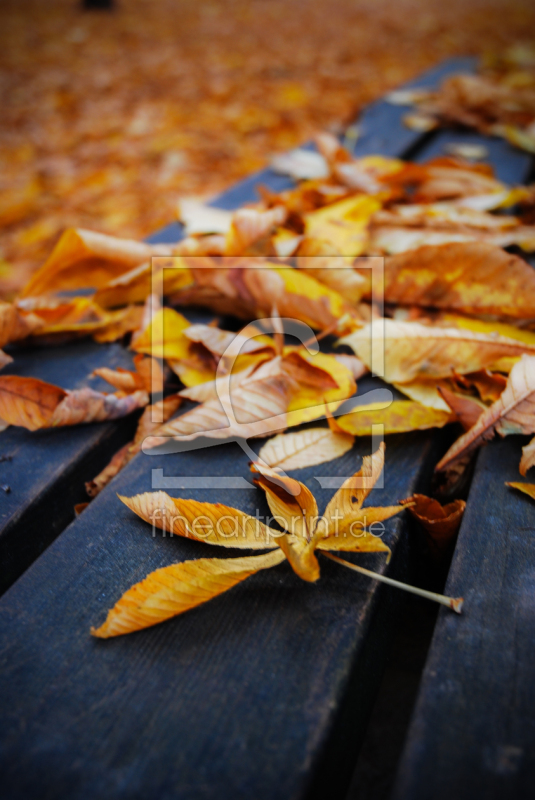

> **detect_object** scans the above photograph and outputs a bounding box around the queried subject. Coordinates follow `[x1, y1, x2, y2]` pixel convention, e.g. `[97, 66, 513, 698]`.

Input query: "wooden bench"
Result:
[0, 57, 532, 800]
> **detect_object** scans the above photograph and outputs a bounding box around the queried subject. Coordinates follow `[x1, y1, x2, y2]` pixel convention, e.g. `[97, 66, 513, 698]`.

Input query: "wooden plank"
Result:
[391, 142, 534, 799]
[352, 56, 477, 158]
[0, 340, 139, 595]
[0, 59, 484, 799]
[392, 438, 535, 800]
[0, 308, 207, 597]
[0, 427, 443, 800]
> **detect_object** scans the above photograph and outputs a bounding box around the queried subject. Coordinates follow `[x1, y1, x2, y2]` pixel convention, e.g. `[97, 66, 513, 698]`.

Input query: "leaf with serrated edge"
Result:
[119, 492, 281, 549]
[91, 550, 286, 638]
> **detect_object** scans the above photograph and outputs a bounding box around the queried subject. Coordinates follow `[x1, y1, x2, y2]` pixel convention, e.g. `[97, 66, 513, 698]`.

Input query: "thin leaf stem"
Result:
[322, 552, 463, 613]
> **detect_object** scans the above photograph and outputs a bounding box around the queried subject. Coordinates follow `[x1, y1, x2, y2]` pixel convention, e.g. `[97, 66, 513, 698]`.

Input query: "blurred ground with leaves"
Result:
[1, 0, 534, 297]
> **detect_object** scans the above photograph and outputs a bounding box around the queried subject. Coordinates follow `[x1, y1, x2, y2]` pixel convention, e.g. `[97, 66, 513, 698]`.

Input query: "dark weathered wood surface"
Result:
[392, 438, 535, 800]
[0, 429, 441, 800]
[391, 139, 534, 799]
[0, 341, 138, 594]
[0, 57, 494, 800]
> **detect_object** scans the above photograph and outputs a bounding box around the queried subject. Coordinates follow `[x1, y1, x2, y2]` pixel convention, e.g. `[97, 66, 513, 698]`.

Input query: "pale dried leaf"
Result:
[258, 427, 354, 470]
[341, 318, 535, 384]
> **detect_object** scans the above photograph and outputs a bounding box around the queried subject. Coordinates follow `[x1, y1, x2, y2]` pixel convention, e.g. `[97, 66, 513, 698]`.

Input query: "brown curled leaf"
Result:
[437, 354, 535, 471]
[401, 493, 466, 557]
[0, 375, 148, 431]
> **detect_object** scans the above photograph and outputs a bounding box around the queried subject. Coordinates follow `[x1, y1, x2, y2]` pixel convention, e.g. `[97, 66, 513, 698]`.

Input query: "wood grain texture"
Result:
[0, 426, 441, 800]
[392, 437, 535, 800]
[0, 58, 488, 800]
[0, 340, 139, 594]
[391, 135, 534, 799]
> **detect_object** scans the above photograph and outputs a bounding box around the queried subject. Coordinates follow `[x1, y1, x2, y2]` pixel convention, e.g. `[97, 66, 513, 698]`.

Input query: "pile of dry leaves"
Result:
[390, 45, 535, 152]
[2, 121, 535, 633]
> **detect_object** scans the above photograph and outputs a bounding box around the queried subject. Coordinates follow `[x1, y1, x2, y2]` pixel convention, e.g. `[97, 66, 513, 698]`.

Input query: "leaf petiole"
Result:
[321, 551, 463, 613]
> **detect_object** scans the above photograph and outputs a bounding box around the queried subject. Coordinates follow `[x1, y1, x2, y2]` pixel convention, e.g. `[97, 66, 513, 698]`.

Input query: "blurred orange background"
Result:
[1, 0, 534, 296]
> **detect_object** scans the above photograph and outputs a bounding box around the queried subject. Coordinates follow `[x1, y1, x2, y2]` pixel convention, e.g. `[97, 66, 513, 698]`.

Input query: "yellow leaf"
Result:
[276, 534, 320, 583]
[393, 379, 452, 412]
[303, 195, 381, 258]
[333, 400, 454, 436]
[251, 462, 319, 541]
[120, 491, 281, 549]
[506, 482, 535, 501]
[253, 442, 397, 560]
[91, 550, 286, 638]
[132, 307, 191, 358]
[21, 228, 155, 297]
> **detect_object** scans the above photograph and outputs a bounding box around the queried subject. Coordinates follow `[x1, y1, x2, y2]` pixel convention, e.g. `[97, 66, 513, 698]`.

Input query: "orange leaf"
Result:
[20, 228, 157, 297]
[91, 550, 286, 638]
[357, 242, 535, 319]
